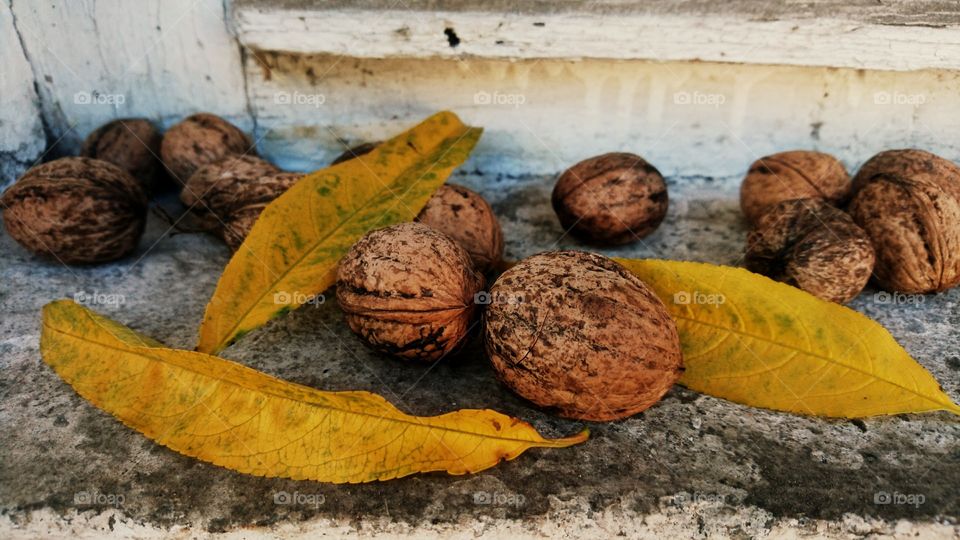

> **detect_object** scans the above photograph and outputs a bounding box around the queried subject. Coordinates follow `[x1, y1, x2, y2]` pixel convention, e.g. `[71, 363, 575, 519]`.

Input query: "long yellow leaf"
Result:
[616, 259, 960, 418]
[41, 300, 587, 483]
[198, 111, 482, 353]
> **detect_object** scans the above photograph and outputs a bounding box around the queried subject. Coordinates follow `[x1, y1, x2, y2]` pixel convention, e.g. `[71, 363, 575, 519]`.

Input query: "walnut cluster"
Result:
[740, 151, 851, 226]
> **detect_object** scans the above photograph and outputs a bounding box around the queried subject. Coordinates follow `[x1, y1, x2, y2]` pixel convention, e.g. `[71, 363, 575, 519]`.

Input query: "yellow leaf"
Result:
[198, 111, 482, 354]
[41, 300, 587, 483]
[616, 259, 960, 418]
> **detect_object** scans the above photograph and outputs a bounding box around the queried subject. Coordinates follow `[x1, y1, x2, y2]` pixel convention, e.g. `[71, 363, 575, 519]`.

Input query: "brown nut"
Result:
[220, 172, 303, 251]
[160, 113, 253, 184]
[330, 141, 380, 165]
[337, 222, 484, 362]
[1, 157, 147, 264]
[416, 184, 504, 273]
[80, 118, 166, 194]
[746, 199, 875, 303]
[552, 152, 668, 245]
[180, 155, 280, 216]
[740, 151, 850, 226]
[848, 150, 960, 293]
[484, 250, 683, 421]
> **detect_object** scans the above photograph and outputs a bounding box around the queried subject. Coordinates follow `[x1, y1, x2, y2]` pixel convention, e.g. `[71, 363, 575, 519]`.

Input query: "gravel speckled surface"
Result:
[1, 172, 958, 538]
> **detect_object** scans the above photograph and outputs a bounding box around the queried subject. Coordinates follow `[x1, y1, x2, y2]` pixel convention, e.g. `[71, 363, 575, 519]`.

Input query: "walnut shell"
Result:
[160, 113, 253, 184]
[220, 172, 303, 251]
[552, 152, 668, 245]
[180, 155, 280, 216]
[416, 184, 504, 273]
[848, 152, 960, 293]
[80, 118, 166, 194]
[484, 250, 683, 421]
[330, 141, 380, 165]
[1, 157, 147, 264]
[746, 199, 875, 303]
[740, 151, 850, 227]
[336, 222, 484, 362]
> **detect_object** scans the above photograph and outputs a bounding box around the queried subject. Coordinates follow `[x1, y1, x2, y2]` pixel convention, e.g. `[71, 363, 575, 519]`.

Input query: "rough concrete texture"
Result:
[0, 171, 958, 538]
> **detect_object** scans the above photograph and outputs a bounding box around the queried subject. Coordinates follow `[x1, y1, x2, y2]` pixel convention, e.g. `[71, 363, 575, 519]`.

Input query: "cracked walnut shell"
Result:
[416, 184, 504, 273]
[740, 151, 851, 227]
[336, 222, 484, 362]
[746, 199, 875, 303]
[483, 250, 683, 421]
[1, 157, 147, 264]
[848, 150, 960, 293]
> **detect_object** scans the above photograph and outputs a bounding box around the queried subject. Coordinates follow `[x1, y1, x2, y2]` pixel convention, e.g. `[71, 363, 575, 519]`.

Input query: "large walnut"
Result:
[416, 184, 504, 273]
[1, 157, 147, 264]
[746, 199, 875, 303]
[484, 250, 683, 421]
[80, 118, 165, 194]
[160, 113, 253, 184]
[740, 151, 850, 226]
[552, 153, 668, 245]
[848, 150, 960, 293]
[336, 222, 484, 362]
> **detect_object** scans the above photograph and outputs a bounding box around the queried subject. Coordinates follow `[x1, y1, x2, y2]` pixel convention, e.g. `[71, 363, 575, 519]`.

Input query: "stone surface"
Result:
[0, 172, 958, 538]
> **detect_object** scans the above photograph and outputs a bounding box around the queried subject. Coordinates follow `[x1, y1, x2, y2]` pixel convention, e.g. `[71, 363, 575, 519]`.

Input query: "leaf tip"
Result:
[551, 427, 590, 447]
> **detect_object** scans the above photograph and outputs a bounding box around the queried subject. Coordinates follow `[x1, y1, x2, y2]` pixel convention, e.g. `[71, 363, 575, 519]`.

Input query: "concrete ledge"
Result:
[233, 0, 960, 71]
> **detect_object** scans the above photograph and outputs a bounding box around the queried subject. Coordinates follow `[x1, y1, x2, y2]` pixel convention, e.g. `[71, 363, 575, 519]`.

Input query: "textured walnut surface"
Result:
[80, 118, 165, 193]
[484, 250, 682, 421]
[1, 157, 147, 264]
[746, 199, 875, 303]
[740, 150, 850, 226]
[416, 183, 504, 273]
[180, 155, 280, 215]
[337, 222, 484, 361]
[159, 113, 253, 184]
[552, 152, 668, 245]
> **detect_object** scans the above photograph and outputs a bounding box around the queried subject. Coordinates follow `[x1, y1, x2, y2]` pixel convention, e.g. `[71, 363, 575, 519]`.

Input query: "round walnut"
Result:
[220, 172, 302, 251]
[1, 157, 147, 264]
[740, 150, 850, 227]
[746, 199, 875, 303]
[416, 184, 504, 273]
[180, 155, 280, 216]
[337, 222, 484, 362]
[484, 250, 683, 421]
[848, 150, 960, 293]
[80, 118, 165, 194]
[552, 152, 668, 245]
[160, 113, 253, 184]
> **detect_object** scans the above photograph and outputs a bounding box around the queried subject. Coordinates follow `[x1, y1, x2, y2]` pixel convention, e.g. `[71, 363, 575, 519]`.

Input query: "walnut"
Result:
[416, 184, 504, 273]
[746, 199, 875, 303]
[159, 113, 253, 184]
[180, 155, 280, 216]
[483, 250, 683, 421]
[848, 150, 960, 293]
[336, 222, 484, 361]
[1, 157, 147, 264]
[552, 153, 668, 245]
[740, 151, 850, 226]
[220, 172, 303, 251]
[330, 141, 380, 165]
[80, 118, 166, 194]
